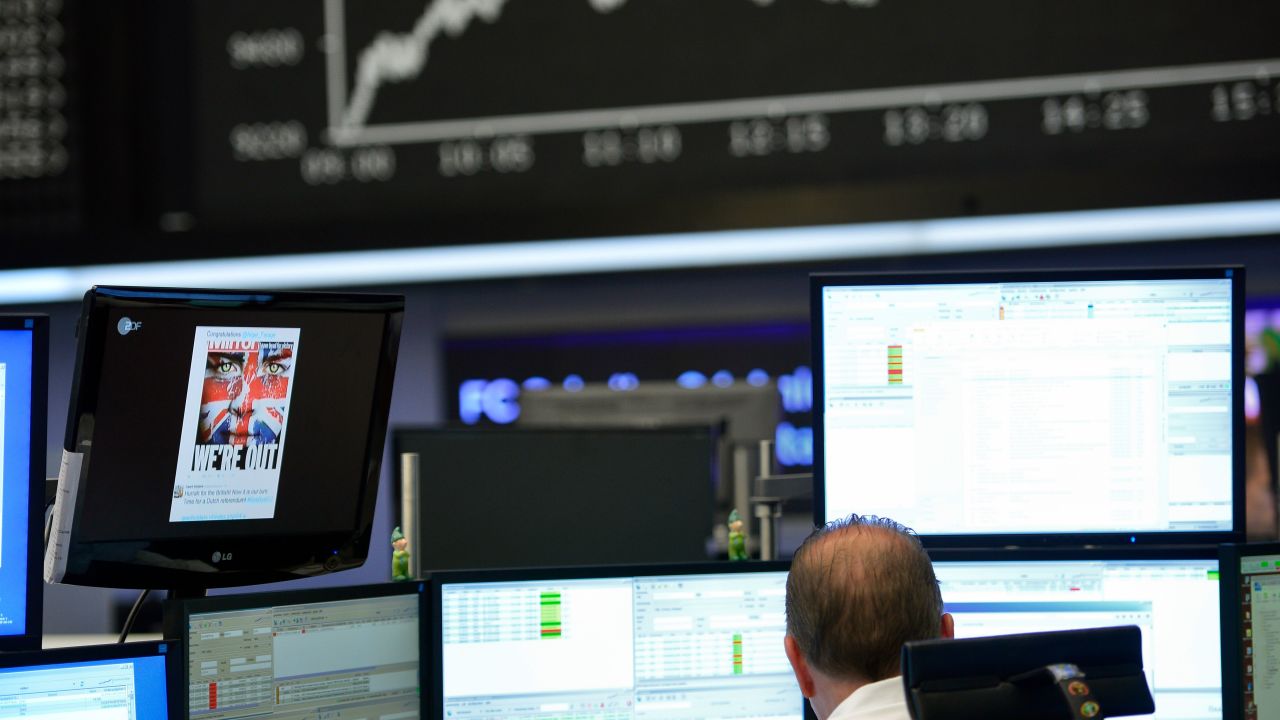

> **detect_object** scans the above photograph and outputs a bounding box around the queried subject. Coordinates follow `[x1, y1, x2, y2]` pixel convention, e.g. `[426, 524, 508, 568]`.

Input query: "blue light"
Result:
[523, 376, 552, 391]
[458, 379, 487, 425]
[563, 374, 585, 392]
[608, 372, 640, 391]
[778, 365, 813, 413]
[482, 378, 520, 424]
[711, 370, 734, 388]
[775, 422, 813, 467]
[676, 371, 707, 389]
[459, 378, 522, 424]
[747, 368, 770, 387]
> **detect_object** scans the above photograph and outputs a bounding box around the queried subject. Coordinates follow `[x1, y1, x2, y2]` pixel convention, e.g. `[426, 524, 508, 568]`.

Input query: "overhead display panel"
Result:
[186, 0, 1280, 244]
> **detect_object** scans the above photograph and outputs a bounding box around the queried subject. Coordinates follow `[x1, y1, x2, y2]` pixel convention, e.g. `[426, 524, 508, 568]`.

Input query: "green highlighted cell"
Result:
[888, 345, 904, 385]
[540, 591, 562, 638]
[733, 633, 743, 674]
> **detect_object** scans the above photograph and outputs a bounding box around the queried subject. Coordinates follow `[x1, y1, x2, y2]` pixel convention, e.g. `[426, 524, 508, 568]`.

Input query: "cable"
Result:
[117, 589, 152, 644]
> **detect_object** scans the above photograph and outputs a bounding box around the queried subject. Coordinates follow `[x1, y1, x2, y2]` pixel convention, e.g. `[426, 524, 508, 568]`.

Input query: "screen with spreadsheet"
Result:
[435, 565, 799, 720]
[934, 554, 1222, 720]
[0, 642, 171, 720]
[183, 586, 421, 720]
[813, 268, 1243, 544]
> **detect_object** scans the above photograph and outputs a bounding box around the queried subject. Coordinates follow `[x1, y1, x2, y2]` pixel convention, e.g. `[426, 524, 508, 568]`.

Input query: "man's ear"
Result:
[940, 612, 955, 639]
[784, 634, 817, 698]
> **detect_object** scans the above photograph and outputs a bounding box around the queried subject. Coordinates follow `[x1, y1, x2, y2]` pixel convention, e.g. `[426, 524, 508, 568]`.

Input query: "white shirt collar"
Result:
[827, 676, 912, 720]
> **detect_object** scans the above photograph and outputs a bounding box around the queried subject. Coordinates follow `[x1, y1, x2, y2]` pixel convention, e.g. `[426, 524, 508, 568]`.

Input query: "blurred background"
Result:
[3, 0, 1280, 632]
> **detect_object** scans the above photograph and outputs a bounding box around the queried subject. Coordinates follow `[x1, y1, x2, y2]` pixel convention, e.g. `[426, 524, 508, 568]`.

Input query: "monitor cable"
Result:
[118, 589, 151, 644]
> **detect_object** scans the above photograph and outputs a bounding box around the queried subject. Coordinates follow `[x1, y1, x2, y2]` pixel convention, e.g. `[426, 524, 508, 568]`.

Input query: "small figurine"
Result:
[391, 526, 411, 581]
[727, 509, 748, 561]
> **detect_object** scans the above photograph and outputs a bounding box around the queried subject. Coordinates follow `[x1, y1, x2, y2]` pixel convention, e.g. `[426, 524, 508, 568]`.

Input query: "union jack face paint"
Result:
[198, 341, 294, 445]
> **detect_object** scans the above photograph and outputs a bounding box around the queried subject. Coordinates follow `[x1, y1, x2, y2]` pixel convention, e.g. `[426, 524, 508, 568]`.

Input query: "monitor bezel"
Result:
[170, 581, 429, 720]
[0, 640, 179, 719]
[57, 286, 404, 590]
[811, 266, 1246, 548]
[428, 561, 794, 720]
[0, 315, 46, 652]
[1217, 541, 1280, 720]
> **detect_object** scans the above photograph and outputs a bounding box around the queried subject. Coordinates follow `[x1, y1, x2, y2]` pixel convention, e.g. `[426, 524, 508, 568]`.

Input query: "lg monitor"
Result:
[930, 548, 1224, 719]
[393, 426, 717, 571]
[45, 286, 403, 589]
[0, 314, 45, 650]
[1219, 542, 1280, 720]
[172, 582, 425, 720]
[0, 640, 177, 720]
[812, 267, 1244, 546]
[428, 562, 799, 720]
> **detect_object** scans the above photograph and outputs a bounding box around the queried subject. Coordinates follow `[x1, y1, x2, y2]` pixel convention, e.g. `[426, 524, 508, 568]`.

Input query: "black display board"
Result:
[184, 0, 1280, 239]
[6, 1, 1280, 268]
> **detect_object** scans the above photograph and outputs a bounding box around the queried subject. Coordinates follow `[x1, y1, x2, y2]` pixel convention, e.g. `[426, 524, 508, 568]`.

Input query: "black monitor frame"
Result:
[53, 286, 403, 590]
[427, 561, 796, 720]
[168, 581, 428, 719]
[1218, 541, 1280, 720]
[0, 640, 179, 718]
[0, 314, 46, 652]
[811, 266, 1245, 548]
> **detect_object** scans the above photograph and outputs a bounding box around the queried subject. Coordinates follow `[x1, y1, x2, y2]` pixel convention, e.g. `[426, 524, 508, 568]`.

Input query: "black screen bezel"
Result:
[171, 581, 429, 720]
[810, 266, 1246, 548]
[0, 640, 180, 719]
[58, 286, 403, 590]
[0, 315, 46, 652]
[427, 561, 796, 720]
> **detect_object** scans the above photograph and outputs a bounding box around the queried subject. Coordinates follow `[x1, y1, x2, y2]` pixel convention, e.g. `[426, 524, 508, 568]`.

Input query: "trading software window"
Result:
[187, 593, 419, 720]
[441, 571, 800, 720]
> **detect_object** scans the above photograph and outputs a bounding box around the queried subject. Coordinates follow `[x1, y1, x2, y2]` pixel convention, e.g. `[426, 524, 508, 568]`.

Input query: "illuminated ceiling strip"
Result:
[1, 199, 1277, 305]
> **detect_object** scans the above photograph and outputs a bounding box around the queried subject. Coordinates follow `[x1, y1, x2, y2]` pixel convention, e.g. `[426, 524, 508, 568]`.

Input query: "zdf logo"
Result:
[117, 317, 143, 335]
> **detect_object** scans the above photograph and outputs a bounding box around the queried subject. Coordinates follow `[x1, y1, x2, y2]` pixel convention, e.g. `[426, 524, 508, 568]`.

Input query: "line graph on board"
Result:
[197, 0, 1280, 234]
[323, 0, 882, 147]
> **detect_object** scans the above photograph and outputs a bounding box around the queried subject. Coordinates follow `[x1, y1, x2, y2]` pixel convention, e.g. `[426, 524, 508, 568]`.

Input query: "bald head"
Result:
[786, 515, 943, 683]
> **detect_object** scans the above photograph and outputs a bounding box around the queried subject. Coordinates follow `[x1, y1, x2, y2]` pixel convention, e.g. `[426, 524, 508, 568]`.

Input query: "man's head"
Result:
[784, 514, 952, 716]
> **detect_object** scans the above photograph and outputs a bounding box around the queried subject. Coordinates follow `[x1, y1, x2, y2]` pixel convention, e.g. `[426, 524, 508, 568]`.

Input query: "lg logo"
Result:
[211, 551, 233, 564]
[117, 317, 143, 335]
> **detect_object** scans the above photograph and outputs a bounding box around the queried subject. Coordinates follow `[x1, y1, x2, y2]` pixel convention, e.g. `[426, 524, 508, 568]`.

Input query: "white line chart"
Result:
[323, 0, 881, 146]
[321, 0, 1278, 148]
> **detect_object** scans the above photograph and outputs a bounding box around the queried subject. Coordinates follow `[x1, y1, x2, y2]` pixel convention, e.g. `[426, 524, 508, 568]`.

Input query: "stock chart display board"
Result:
[187, 0, 1280, 241]
[0, 0, 76, 235]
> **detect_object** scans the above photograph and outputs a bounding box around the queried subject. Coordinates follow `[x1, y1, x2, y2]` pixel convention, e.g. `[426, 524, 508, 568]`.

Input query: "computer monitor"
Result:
[428, 562, 799, 720]
[930, 548, 1224, 719]
[1219, 542, 1280, 720]
[172, 582, 425, 720]
[45, 286, 403, 589]
[393, 426, 717, 571]
[0, 640, 177, 720]
[0, 315, 46, 651]
[812, 267, 1244, 546]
